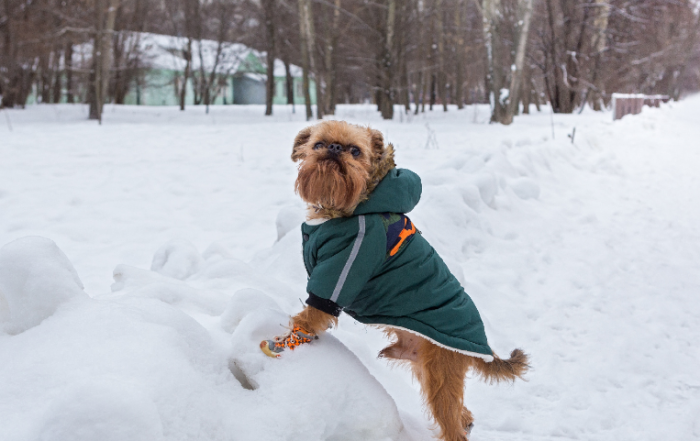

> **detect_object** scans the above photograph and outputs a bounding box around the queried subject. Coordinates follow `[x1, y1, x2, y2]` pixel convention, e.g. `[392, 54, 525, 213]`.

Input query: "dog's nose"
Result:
[327, 143, 343, 155]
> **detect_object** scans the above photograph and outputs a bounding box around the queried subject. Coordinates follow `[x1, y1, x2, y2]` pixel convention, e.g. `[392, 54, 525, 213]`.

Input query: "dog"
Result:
[261, 120, 529, 441]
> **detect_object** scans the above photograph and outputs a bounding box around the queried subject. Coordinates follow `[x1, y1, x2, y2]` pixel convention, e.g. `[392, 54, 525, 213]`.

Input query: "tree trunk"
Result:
[521, 62, 531, 114]
[380, 0, 396, 120]
[283, 57, 294, 107]
[324, 0, 341, 115]
[101, 0, 118, 108]
[263, 0, 276, 116]
[52, 51, 62, 103]
[39, 54, 51, 104]
[65, 42, 74, 103]
[303, 0, 322, 119]
[503, 0, 534, 125]
[90, 0, 118, 122]
[454, 0, 465, 110]
[89, 0, 106, 120]
[1, 0, 16, 108]
[414, 2, 426, 115]
[298, 0, 313, 120]
[435, 0, 447, 111]
[543, 0, 571, 113]
[589, 0, 609, 110]
[483, 0, 506, 123]
[180, 38, 192, 111]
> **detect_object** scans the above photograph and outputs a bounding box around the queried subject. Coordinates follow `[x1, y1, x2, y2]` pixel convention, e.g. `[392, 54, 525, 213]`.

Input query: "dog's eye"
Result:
[313, 142, 324, 150]
[350, 146, 361, 157]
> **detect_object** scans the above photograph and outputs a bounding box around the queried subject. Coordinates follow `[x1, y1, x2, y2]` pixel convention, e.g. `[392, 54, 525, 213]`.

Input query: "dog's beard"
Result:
[296, 157, 369, 213]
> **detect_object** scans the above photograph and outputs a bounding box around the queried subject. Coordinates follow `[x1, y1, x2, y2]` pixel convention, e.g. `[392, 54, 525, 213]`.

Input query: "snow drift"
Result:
[0, 236, 86, 334]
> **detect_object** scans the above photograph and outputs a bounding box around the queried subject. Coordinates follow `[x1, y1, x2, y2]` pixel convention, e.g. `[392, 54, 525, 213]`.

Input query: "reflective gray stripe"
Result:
[330, 215, 366, 303]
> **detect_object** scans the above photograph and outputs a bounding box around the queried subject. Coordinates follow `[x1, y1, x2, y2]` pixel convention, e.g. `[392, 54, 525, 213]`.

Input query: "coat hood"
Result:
[353, 168, 422, 215]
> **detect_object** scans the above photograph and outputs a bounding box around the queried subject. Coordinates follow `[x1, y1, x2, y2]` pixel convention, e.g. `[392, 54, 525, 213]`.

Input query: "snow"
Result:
[0, 236, 86, 334]
[1, 98, 700, 441]
[151, 239, 204, 280]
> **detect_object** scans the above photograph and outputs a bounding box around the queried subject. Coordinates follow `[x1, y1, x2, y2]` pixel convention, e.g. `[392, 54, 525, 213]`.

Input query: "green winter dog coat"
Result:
[302, 168, 494, 361]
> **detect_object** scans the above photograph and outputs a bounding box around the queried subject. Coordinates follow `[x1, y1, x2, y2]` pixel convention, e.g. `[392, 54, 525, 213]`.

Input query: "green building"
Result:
[122, 33, 315, 106]
[25, 32, 315, 107]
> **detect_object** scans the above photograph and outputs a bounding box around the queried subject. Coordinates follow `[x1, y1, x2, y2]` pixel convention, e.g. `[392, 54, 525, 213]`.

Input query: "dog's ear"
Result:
[292, 126, 313, 162]
[368, 128, 385, 159]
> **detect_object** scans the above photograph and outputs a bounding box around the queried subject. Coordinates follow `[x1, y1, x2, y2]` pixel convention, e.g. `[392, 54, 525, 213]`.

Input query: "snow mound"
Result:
[509, 177, 540, 200]
[0, 236, 86, 334]
[151, 239, 203, 280]
[275, 205, 305, 241]
[38, 380, 163, 441]
[220, 288, 280, 333]
[112, 264, 227, 315]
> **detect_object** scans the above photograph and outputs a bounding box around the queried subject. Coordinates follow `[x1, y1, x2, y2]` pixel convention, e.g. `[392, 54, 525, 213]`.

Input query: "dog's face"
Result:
[292, 121, 386, 214]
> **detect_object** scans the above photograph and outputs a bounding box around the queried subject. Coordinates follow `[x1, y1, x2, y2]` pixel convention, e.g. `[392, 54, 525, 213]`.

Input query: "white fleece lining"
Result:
[305, 218, 329, 226]
[382, 324, 495, 362]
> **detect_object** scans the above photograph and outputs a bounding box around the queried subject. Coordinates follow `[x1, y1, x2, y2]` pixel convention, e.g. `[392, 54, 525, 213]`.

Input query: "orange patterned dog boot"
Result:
[260, 326, 317, 358]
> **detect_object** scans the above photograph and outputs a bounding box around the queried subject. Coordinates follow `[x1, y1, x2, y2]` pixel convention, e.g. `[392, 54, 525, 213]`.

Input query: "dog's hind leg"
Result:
[378, 328, 420, 362]
[415, 340, 472, 441]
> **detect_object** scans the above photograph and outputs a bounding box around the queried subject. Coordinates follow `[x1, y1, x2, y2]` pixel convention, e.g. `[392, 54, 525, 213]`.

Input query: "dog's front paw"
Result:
[259, 326, 317, 358]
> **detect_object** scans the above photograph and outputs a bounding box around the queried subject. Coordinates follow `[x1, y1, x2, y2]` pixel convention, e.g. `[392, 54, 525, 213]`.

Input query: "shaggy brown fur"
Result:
[379, 329, 529, 441]
[292, 120, 395, 219]
[292, 303, 338, 335]
[288, 121, 529, 441]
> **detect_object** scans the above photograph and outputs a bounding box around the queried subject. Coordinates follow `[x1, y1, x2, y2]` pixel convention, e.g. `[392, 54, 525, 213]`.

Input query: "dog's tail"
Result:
[471, 349, 529, 384]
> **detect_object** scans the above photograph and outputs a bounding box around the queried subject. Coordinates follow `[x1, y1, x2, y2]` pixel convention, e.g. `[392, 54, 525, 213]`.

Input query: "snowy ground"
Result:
[1, 98, 699, 441]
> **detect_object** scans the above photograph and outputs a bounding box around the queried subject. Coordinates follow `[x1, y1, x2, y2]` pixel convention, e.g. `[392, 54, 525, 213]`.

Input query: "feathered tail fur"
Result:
[471, 349, 530, 384]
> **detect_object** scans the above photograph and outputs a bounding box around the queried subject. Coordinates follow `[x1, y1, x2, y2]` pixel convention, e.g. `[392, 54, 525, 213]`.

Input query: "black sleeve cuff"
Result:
[306, 292, 343, 317]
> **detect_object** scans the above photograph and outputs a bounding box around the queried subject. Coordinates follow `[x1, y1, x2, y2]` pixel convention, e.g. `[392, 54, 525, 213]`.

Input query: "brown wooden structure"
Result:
[612, 94, 670, 120]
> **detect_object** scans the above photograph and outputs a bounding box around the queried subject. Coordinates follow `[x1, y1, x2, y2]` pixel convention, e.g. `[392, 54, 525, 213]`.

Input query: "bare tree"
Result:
[481, 0, 507, 122]
[89, 0, 119, 122]
[323, 0, 341, 115]
[297, 0, 313, 120]
[502, 0, 534, 124]
[379, 0, 396, 119]
[263, 0, 276, 115]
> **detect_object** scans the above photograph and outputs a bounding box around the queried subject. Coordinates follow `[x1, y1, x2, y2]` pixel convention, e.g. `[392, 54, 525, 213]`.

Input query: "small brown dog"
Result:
[261, 120, 529, 441]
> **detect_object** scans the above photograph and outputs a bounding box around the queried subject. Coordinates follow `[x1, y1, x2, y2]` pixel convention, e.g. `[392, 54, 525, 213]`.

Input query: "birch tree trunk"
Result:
[482, 0, 506, 123]
[589, 0, 610, 110]
[100, 0, 118, 115]
[380, 0, 396, 120]
[503, 0, 534, 124]
[89, 0, 118, 122]
[297, 0, 314, 120]
[306, 0, 323, 119]
[324, 0, 340, 115]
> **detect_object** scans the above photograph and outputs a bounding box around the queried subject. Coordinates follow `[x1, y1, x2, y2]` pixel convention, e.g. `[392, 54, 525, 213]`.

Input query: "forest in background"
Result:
[1, 0, 699, 124]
